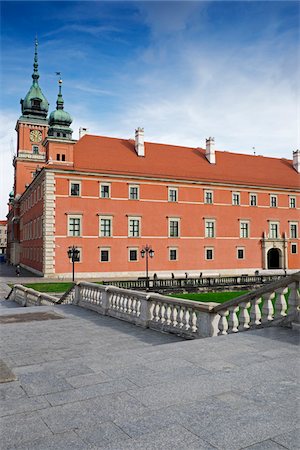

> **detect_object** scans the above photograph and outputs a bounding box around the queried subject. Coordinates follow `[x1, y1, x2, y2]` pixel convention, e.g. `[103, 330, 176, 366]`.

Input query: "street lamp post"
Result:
[140, 244, 154, 290]
[67, 246, 80, 282]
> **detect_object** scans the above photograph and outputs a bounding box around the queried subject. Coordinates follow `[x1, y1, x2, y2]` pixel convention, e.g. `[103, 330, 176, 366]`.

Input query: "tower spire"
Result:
[32, 37, 39, 84]
[56, 76, 64, 110]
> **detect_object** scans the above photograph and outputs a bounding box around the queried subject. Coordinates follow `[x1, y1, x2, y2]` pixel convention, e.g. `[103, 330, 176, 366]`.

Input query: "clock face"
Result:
[30, 130, 42, 143]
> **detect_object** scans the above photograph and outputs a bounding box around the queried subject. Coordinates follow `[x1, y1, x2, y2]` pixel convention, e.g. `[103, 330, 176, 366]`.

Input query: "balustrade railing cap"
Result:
[212, 271, 300, 313]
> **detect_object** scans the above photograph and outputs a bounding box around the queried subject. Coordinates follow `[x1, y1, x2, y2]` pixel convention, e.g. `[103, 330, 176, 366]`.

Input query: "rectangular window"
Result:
[249, 193, 257, 206]
[70, 182, 80, 197]
[205, 247, 214, 260]
[100, 248, 110, 262]
[128, 248, 138, 261]
[240, 221, 249, 238]
[269, 222, 279, 239]
[168, 187, 178, 202]
[204, 190, 213, 204]
[290, 223, 298, 239]
[289, 196, 296, 208]
[169, 218, 180, 237]
[100, 183, 111, 198]
[32, 145, 39, 154]
[232, 192, 240, 206]
[237, 248, 245, 259]
[129, 185, 139, 200]
[291, 243, 297, 254]
[100, 218, 112, 237]
[128, 218, 140, 237]
[68, 216, 81, 237]
[169, 248, 178, 261]
[270, 195, 277, 207]
[205, 220, 215, 238]
[56, 154, 60, 161]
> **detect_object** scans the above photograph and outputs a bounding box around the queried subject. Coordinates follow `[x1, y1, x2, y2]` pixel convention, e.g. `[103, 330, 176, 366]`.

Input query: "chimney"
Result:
[293, 149, 300, 173]
[206, 137, 215, 164]
[79, 127, 88, 139]
[135, 127, 145, 156]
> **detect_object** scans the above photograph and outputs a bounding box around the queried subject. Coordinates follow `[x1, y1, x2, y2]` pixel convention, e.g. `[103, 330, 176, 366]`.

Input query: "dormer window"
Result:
[31, 99, 41, 109]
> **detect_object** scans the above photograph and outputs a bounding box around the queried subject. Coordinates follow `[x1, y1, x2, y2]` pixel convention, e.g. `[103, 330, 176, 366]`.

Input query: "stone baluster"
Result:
[159, 303, 165, 323]
[171, 305, 178, 327]
[164, 303, 171, 325]
[250, 297, 262, 326]
[262, 292, 275, 323]
[132, 297, 137, 315]
[177, 306, 184, 329]
[191, 310, 197, 333]
[182, 307, 190, 331]
[218, 310, 229, 335]
[238, 302, 251, 331]
[287, 282, 300, 323]
[274, 287, 288, 319]
[228, 306, 239, 333]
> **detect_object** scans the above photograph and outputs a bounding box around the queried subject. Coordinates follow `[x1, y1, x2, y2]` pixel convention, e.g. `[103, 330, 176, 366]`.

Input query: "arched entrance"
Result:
[267, 248, 281, 269]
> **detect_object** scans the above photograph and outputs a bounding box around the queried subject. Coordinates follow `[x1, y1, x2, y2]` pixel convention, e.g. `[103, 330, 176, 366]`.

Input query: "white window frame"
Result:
[128, 216, 141, 237]
[232, 192, 240, 206]
[204, 190, 214, 204]
[289, 196, 296, 209]
[249, 193, 257, 206]
[240, 220, 250, 238]
[168, 218, 180, 238]
[100, 183, 111, 199]
[269, 221, 279, 239]
[100, 247, 110, 262]
[128, 247, 139, 262]
[129, 184, 140, 200]
[69, 180, 81, 197]
[67, 214, 82, 237]
[289, 222, 298, 239]
[168, 187, 178, 202]
[270, 195, 277, 208]
[205, 219, 215, 238]
[237, 247, 245, 260]
[99, 216, 112, 237]
[205, 247, 214, 260]
[169, 247, 178, 261]
[291, 243, 298, 254]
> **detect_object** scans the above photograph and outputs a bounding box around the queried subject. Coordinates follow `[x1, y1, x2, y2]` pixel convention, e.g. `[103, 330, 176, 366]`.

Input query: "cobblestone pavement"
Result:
[0, 299, 299, 450]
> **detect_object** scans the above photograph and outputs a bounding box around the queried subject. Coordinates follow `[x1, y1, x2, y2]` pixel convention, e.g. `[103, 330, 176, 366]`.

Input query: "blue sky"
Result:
[0, 1, 299, 217]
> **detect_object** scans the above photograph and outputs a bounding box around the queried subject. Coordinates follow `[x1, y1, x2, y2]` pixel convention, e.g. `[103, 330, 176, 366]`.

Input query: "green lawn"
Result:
[169, 291, 248, 304]
[23, 282, 74, 293]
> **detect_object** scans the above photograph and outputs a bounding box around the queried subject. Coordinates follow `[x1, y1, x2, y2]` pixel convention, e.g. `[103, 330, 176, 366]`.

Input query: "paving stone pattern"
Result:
[0, 300, 299, 450]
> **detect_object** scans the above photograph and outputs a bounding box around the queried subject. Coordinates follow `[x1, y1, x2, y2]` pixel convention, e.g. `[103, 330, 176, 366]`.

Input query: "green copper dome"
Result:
[48, 79, 73, 139]
[20, 40, 49, 119]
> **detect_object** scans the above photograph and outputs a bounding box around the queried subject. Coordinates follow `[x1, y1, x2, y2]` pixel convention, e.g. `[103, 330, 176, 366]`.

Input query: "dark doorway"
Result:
[267, 248, 281, 269]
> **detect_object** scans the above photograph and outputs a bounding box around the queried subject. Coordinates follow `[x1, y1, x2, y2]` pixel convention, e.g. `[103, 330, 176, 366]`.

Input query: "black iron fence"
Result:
[103, 274, 285, 292]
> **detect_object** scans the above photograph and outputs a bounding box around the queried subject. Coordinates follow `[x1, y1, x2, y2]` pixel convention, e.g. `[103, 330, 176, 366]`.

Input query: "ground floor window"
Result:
[100, 248, 110, 262]
[205, 247, 214, 260]
[169, 248, 178, 261]
[128, 248, 138, 261]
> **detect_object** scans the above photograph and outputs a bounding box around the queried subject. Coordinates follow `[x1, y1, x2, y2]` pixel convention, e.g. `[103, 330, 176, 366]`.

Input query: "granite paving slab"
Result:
[0, 303, 299, 449]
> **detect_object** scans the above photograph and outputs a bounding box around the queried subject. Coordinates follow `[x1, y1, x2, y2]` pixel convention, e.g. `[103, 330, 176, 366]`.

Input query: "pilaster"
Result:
[43, 171, 56, 276]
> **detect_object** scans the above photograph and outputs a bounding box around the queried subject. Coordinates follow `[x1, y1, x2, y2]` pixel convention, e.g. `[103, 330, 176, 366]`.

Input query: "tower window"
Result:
[56, 154, 60, 161]
[32, 145, 39, 154]
[31, 99, 41, 109]
[62, 154, 66, 161]
[57, 132, 61, 137]
[63, 133, 66, 138]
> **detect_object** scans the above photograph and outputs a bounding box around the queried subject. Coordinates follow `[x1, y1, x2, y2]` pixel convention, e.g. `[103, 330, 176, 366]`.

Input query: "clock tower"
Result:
[14, 39, 49, 196]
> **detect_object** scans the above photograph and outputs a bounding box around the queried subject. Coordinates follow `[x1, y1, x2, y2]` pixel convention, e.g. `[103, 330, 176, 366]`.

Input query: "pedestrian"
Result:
[16, 264, 21, 277]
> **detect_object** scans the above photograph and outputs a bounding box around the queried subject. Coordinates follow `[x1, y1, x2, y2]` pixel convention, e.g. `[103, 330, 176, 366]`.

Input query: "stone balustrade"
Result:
[6, 271, 299, 338]
[7, 284, 59, 307]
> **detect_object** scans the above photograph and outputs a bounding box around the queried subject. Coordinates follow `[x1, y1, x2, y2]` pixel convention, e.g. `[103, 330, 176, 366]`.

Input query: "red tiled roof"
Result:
[0, 220, 7, 225]
[66, 135, 300, 189]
